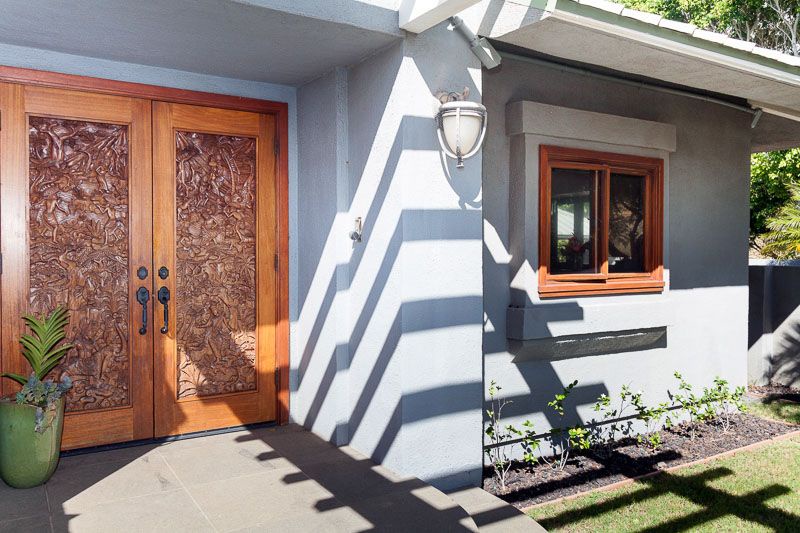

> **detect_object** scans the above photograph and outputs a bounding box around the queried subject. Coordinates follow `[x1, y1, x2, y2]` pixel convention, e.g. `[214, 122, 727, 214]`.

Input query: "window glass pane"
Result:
[609, 173, 645, 273]
[550, 168, 599, 275]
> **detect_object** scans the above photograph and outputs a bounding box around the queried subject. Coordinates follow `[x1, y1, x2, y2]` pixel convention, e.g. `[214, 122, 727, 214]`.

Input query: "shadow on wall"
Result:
[294, 31, 485, 489]
[750, 264, 800, 387]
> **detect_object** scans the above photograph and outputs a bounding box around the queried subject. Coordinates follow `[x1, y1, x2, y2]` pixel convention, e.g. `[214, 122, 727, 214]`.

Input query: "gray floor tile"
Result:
[297, 455, 425, 504]
[46, 454, 181, 513]
[0, 482, 49, 522]
[59, 445, 160, 469]
[0, 515, 52, 533]
[231, 506, 374, 533]
[0, 425, 545, 533]
[50, 489, 213, 533]
[158, 437, 287, 486]
[187, 469, 335, 532]
[347, 488, 476, 532]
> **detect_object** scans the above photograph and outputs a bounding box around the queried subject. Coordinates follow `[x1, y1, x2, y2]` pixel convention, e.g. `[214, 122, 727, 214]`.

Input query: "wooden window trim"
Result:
[538, 145, 664, 298]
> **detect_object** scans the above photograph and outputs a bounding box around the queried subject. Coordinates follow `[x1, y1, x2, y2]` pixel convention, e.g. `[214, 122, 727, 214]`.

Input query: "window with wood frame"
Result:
[538, 145, 664, 298]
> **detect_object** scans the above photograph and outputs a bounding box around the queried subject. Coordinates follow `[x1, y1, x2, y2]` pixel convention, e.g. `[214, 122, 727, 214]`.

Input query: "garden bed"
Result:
[484, 413, 797, 509]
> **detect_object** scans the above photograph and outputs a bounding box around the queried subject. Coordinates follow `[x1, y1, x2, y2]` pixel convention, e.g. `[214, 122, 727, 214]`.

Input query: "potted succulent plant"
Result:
[0, 306, 73, 488]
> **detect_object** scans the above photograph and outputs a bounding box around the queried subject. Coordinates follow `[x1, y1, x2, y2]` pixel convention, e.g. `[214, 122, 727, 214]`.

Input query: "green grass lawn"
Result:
[529, 436, 800, 532]
[529, 402, 800, 532]
[748, 398, 800, 425]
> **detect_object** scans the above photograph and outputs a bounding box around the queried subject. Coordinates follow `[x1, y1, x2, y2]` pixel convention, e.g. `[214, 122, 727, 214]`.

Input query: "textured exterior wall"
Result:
[482, 56, 752, 442]
[749, 263, 800, 387]
[294, 23, 485, 489]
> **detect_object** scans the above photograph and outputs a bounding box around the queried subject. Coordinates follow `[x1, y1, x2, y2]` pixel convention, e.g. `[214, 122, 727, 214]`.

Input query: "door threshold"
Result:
[61, 421, 278, 457]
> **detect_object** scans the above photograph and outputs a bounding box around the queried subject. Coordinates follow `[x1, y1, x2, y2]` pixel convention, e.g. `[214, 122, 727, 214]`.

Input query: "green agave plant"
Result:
[1, 306, 74, 386]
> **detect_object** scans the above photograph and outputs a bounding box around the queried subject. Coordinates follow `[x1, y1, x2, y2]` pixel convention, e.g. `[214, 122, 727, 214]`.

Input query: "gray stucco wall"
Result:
[482, 55, 752, 442]
[294, 24, 485, 490]
[749, 263, 800, 387]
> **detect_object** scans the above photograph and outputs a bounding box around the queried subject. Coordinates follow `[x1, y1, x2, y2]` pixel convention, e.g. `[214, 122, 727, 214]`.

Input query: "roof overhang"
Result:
[476, 0, 800, 144]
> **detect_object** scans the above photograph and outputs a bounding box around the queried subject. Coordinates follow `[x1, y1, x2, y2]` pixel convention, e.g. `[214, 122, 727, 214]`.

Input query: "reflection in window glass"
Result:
[609, 173, 645, 273]
[550, 168, 599, 274]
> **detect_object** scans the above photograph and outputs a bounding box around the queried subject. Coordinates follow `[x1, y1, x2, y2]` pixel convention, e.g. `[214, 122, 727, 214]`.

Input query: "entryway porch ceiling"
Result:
[0, 0, 403, 87]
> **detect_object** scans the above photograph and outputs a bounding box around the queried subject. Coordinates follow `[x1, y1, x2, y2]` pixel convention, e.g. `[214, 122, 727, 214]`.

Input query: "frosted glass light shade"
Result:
[436, 101, 487, 168]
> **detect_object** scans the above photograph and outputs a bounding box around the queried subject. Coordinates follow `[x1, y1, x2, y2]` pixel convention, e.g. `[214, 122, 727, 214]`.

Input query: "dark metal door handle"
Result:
[136, 287, 150, 335]
[157, 286, 170, 334]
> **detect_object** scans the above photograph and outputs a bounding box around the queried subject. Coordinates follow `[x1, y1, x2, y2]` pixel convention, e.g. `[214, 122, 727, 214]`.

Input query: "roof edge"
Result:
[521, 0, 800, 88]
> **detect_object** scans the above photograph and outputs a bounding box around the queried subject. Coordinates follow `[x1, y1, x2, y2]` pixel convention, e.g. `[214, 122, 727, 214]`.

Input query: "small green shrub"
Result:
[484, 381, 541, 491]
[703, 377, 748, 432]
[544, 380, 591, 470]
[627, 389, 670, 450]
[668, 371, 708, 440]
[592, 386, 635, 457]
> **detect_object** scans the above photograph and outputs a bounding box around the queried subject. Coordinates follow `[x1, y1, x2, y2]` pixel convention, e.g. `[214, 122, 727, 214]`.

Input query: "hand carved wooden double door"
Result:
[0, 84, 277, 449]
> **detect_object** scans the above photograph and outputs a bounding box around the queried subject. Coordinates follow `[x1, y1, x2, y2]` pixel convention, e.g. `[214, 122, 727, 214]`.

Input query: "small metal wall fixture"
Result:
[349, 217, 363, 243]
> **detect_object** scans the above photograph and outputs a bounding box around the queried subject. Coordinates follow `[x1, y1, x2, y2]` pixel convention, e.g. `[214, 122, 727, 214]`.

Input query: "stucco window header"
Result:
[506, 101, 677, 153]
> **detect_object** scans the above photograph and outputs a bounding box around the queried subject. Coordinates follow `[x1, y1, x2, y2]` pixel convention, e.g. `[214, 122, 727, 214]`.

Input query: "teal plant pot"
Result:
[0, 397, 64, 488]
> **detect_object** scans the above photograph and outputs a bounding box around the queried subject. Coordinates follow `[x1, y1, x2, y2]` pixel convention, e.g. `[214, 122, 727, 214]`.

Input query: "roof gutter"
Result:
[500, 50, 764, 127]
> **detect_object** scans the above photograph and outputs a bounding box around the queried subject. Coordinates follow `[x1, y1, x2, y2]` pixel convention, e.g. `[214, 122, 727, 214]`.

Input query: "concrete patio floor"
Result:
[0, 424, 543, 532]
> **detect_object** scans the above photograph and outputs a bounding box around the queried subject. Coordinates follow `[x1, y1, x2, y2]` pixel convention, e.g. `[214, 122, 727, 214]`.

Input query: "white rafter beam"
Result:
[399, 0, 482, 33]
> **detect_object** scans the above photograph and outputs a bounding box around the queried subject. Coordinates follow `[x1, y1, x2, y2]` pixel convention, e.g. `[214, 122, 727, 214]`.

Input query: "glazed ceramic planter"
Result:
[0, 397, 64, 488]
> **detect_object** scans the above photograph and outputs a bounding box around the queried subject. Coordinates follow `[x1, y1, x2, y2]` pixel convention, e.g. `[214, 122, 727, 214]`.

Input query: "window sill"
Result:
[538, 279, 665, 298]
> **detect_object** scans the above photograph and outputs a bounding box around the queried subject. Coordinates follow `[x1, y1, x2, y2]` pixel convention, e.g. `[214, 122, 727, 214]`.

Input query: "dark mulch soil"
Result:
[484, 414, 798, 509]
[749, 384, 800, 403]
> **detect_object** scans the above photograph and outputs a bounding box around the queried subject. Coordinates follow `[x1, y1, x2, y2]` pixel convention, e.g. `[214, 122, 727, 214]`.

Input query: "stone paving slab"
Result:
[0, 424, 544, 532]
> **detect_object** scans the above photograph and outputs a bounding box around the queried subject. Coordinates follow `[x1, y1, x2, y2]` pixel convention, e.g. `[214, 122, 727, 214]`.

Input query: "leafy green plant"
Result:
[627, 389, 670, 450]
[544, 380, 591, 470]
[591, 386, 635, 457]
[669, 371, 716, 440]
[1, 306, 74, 433]
[750, 150, 800, 246]
[484, 381, 541, 491]
[548, 380, 578, 416]
[1, 306, 74, 386]
[761, 183, 800, 259]
[703, 377, 748, 432]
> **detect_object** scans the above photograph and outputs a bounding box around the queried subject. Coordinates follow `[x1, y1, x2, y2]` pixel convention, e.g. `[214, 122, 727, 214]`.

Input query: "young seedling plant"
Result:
[669, 371, 715, 440]
[627, 389, 670, 450]
[484, 381, 541, 492]
[592, 385, 635, 458]
[544, 380, 591, 470]
[704, 377, 748, 432]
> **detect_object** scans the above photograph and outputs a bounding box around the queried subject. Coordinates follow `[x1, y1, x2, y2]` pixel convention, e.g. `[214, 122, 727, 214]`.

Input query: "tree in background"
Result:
[750, 149, 800, 246]
[761, 184, 800, 259]
[621, 0, 799, 53]
[620, 0, 800, 252]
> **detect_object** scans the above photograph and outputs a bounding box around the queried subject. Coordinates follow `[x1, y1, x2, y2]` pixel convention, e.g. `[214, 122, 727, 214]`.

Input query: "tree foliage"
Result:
[750, 149, 800, 242]
[761, 184, 800, 259]
[620, 0, 800, 54]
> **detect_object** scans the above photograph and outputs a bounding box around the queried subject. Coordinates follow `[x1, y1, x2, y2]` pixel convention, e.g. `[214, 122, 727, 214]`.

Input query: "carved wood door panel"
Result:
[0, 84, 154, 449]
[152, 102, 277, 436]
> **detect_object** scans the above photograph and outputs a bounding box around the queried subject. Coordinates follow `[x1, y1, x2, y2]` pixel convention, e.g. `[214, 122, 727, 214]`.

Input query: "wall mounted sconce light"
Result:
[435, 88, 487, 169]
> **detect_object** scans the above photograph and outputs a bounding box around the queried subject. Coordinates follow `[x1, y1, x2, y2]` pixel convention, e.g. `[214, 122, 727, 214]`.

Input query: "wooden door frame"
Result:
[0, 65, 290, 425]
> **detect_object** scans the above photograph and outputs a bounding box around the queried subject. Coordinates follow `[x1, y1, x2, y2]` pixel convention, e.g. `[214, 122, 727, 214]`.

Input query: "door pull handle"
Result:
[157, 286, 170, 334]
[136, 287, 150, 335]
